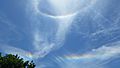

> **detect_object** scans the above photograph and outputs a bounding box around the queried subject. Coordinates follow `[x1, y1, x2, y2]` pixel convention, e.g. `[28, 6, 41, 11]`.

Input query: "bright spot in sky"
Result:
[32, 0, 96, 18]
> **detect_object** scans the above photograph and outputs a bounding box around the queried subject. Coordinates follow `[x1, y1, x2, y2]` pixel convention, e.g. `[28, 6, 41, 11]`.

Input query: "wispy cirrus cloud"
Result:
[26, 0, 97, 59]
[55, 41, 120, 68]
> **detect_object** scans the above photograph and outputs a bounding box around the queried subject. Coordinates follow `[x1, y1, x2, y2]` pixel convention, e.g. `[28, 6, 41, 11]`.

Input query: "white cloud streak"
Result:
[27, 0, 77, 56]
[55, 41, 120, 68]
[0, 44, 54, 60]
[0, 44, 33, 60]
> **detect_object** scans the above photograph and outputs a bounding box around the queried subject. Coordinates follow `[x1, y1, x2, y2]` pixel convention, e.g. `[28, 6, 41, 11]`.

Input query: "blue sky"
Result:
[0, 0, 120, 68]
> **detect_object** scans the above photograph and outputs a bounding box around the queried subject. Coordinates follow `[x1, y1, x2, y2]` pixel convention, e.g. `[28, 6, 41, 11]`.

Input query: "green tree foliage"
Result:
[0, 53, 35, 68]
